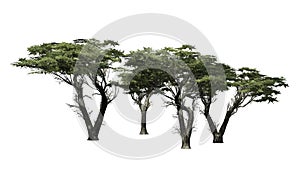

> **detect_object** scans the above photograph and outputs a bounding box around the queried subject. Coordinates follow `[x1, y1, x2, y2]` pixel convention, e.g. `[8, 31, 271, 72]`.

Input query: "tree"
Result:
[187, 55, 235, 143]
[12, 39, 123, 140]
[157, 46, 200, 149]
[209, 67, 288, 143]
[118, 48, 173, 135]
[119, 68, 167, 134]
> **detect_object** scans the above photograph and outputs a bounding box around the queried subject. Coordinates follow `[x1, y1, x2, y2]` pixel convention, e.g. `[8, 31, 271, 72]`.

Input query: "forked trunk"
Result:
[213, 110, 232, 143]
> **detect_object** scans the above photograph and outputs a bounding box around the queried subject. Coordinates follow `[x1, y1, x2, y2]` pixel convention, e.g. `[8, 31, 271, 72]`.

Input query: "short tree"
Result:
[118, 48, 173, 135]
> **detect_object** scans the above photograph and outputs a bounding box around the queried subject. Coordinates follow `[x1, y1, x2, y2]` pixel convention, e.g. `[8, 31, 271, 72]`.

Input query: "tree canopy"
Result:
[117, 48, 174, 134]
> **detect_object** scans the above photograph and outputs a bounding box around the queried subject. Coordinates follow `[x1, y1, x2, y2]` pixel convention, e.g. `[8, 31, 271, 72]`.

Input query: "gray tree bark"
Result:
[140, 110, 149, 134]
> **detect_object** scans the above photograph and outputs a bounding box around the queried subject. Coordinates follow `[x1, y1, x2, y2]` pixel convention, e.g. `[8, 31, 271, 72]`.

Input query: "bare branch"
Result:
[162, 93, 175, 101]
[108, 86, 119, 104]
[53, 73, 72, 85]
[239, 96, 255, 108]
[66, 103, 79, 108]
[83, 95, 93, 100]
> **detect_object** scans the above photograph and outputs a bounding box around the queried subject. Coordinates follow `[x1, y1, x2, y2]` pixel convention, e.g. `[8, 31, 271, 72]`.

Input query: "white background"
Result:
[1, 0, 299, 168]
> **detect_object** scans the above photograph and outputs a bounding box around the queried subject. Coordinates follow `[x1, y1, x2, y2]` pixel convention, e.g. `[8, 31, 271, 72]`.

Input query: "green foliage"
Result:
[128, 68, 169, 95]
[12, 39, 123, 85]
[230, 67, 288, 106]
[118, 48, 174, 107]
[13, 42, 81, 75]
[164, 46, 229, 104]
[13, 40, 288, 109]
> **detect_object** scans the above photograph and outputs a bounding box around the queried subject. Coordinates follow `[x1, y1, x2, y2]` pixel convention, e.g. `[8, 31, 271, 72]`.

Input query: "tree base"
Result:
[87, 136, 99, 141]
[181, 136, 191, 149]
[139, 130, 149, 135]
[213, 133, 224, 143]
[181, 144, 191, 149]
[139, 127, 149, 135]
[213, 140, 224, 143]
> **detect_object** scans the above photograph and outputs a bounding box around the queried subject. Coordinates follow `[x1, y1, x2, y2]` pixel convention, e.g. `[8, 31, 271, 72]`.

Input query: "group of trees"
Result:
[13, 39, 288, 149]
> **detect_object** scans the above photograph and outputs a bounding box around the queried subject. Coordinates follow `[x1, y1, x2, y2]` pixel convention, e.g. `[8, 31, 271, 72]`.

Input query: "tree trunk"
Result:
[92, 113, 104, 139]
[74, 85, 97, 141]
[203, 105, 217, 134]
[214, 110, 232, 143]
[181, 135, 191, 149]
[140, 122, 148, 135]
[139, 109, 148, 134]
[177, 110, 187, 136]
[213, 132, 223, 143]
[92, 91, 108, 140]
[87, 130, 99, 141]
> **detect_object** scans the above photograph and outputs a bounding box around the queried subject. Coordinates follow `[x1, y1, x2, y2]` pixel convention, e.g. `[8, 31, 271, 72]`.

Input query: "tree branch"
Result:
[53, 73, 72, 85]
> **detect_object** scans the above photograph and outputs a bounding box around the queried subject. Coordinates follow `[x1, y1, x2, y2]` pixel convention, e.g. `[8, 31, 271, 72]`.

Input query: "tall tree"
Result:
[12, 39, 123, 140]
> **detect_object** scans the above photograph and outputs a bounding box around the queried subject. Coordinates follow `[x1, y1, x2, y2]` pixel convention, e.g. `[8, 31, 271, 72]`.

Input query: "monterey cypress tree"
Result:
[12, 39, 123, 140]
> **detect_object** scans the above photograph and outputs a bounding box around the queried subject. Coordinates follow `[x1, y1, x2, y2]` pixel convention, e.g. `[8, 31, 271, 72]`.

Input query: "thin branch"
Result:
[162, 94, 175, 101]
[239, 96, 255, 108]
[108, 87, 119, 104]
[53, 73, 72, 85]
